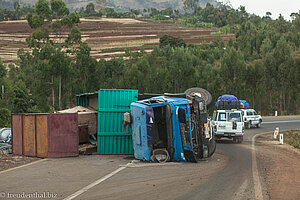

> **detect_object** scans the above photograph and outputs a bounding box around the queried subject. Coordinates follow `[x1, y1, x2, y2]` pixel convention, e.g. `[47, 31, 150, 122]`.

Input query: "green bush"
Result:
[0, 108, 11, 127]
[159, 35, 186, 48]
[283, 131, 300, 149]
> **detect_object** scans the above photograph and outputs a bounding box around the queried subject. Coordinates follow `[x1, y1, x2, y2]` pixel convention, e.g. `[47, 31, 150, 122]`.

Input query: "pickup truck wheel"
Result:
[256, 123, 261, 128]
[247, 121, 251, 129]
[238, 137, 243, 143]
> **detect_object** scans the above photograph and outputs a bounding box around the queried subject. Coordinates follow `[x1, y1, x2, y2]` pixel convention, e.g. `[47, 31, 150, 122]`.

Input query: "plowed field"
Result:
[0, 18, 234, 64]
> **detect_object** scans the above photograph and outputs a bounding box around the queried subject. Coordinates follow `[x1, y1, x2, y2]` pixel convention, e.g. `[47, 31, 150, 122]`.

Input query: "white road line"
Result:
[233, 179, 248, 200]
[262, 120, 300, 124]
[63, 166, 127, 200]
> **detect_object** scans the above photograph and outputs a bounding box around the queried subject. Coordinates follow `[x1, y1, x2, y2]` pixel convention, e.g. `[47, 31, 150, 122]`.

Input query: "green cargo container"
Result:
[76, 92, 98, 108]
[76, 95, 88, 107]
[97, 89, 138, 154]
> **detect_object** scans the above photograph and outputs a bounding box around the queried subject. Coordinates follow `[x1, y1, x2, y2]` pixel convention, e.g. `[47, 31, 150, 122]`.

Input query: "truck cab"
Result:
[211, 109, 244, 143]
[129, 96, 215, 162]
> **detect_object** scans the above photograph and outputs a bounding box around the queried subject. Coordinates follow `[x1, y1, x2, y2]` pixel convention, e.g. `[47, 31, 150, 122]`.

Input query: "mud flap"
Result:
[183, 149, 198, 163]
[207, 123, 216, 157]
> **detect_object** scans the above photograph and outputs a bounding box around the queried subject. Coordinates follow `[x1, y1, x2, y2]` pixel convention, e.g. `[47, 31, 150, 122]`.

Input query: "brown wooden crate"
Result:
[23, 115, 36, 157]
[11, 114, 23, 155]
[36, 115, 48, 158]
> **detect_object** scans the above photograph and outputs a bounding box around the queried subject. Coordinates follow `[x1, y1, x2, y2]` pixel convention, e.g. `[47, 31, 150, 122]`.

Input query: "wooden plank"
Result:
[23, 115, 36, 157]
[11, 114, 23, 155]
[36, 115, 48, 158]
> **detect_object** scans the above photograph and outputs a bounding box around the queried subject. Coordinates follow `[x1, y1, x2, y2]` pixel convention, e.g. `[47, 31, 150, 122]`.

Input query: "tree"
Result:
[0, 58, 6, 79]
[273, 14, 290, 33]
[86, 3, 96, 16]
[159, 35, 186, 48]
[184, 0, 199, 14]
[13, 1, 20, 20]
[220, 48, 247, 97]
[13, 81, 34, 113]
[0, 108, 11, 127]
[227, 10, 238, 25]
[20, 0, 81, 111]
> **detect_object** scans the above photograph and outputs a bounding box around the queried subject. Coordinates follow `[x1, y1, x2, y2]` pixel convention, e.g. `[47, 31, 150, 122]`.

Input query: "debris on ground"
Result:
[0, 128, 12, 154]
[79, 144, 97, 155]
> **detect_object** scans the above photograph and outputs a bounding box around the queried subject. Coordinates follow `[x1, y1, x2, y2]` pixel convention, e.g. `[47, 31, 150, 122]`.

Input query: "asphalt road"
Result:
[178, 116, 300, 200]
[0, 116, 299, 200]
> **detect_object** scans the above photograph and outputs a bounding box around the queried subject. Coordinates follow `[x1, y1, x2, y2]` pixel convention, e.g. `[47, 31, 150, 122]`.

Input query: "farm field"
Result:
[0, 18, 234, 65]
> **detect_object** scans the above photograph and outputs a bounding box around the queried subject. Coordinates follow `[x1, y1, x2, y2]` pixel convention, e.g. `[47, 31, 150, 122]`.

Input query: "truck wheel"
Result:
[247, 121, 251, 129]
[256, 120, 262, 128]
[238, 137, 243, 143]
[256, 123, 261, 128]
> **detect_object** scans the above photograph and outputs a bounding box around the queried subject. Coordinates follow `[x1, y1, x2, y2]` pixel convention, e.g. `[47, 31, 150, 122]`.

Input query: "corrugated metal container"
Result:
[76, 95, 88, 107]
[11, 113, 78, 158]
[98, 89, 138, 154]
[11, 115, 23, 155]
[76, 92, 98, 110]
[47, 113, 78, 158]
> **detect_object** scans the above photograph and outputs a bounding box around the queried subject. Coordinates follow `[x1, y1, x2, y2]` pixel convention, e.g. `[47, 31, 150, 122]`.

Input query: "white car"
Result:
[211, 109, 245, 143]
[241, 109, 262, 129]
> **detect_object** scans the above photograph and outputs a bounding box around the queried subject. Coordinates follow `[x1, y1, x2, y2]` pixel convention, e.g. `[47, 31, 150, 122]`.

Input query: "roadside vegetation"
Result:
[283, 130, 300, 149]
[0, 0, 299, 127]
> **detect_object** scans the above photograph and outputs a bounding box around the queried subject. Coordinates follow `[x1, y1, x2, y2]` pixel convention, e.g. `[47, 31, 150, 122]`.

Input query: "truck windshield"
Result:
[227, 112, 241, 122]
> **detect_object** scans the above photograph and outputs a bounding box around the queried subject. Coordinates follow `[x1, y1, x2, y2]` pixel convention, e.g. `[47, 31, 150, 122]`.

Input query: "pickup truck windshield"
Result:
[228, 113, 241, 122]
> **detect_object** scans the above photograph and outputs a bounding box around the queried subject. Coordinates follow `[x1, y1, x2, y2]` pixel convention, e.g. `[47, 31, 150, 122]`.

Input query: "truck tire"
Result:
[238, 136, 243, 143]
[234, 136, 243, 143]
[256, 122, 261, 128]
[247, 121, 251, 129]
[184, 88, 212, 106]
[233, 137, 237, 143]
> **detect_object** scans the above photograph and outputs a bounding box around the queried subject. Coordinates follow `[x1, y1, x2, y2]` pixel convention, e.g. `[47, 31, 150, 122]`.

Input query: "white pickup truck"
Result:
[211, 109, 245, 143]
[241, 109, 262, 129]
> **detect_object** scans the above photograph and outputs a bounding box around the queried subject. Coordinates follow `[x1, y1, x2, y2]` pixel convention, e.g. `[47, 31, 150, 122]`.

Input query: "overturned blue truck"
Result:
[123, 88, 216, 163]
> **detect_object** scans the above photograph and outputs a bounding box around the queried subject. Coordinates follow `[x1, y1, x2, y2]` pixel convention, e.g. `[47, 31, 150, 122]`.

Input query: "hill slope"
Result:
[1, 0, 220, 11]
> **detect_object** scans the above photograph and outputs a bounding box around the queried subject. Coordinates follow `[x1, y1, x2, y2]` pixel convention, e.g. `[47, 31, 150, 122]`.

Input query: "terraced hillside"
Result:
[0, 18, 234, 64]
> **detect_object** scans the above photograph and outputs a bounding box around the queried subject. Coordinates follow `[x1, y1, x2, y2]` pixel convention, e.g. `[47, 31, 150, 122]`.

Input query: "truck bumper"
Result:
[215, 132, 243, 138]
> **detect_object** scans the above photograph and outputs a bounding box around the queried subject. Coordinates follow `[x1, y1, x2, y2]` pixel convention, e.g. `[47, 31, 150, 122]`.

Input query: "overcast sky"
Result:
[223, 0, 300, 20]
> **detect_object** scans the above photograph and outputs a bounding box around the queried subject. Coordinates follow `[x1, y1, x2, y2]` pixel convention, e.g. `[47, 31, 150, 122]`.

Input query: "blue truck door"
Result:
[177, 106, 197, 163]
[131, 103, 152, 161]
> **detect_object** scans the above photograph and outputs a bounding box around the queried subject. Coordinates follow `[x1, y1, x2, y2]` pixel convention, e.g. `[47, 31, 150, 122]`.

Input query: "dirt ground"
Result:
[0, 154, 40, 172]
[256, 134, 300, 200]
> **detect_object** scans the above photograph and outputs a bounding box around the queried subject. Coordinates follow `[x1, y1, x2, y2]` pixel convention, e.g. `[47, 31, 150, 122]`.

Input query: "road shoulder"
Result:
[256, 134, 300, 200]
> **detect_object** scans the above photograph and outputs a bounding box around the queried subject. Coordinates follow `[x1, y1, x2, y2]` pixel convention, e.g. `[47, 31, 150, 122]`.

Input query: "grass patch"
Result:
[80, 27, 98, 31]
[102, 45, 156, 51]
[283, 130, 300, 149]
[210, 31, 223, 36]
